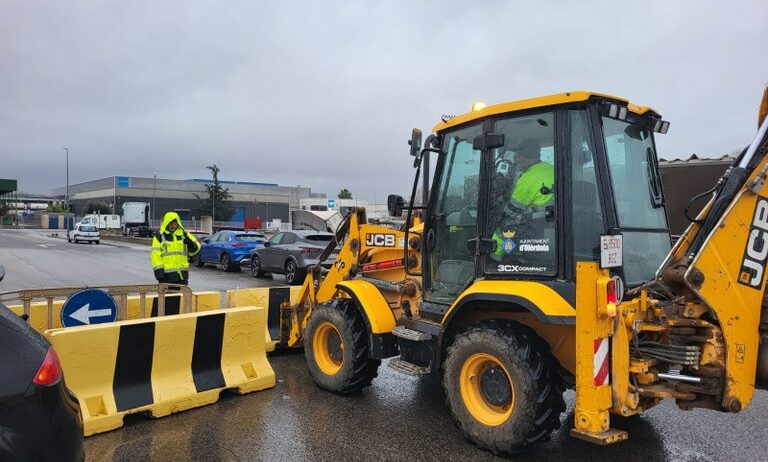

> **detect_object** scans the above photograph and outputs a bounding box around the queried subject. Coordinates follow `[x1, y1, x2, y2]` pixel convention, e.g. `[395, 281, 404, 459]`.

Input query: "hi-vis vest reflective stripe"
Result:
[151, 233, 191, 273]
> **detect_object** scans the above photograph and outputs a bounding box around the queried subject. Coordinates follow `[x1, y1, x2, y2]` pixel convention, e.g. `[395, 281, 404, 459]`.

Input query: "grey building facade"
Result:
[52, 176, 325, 225]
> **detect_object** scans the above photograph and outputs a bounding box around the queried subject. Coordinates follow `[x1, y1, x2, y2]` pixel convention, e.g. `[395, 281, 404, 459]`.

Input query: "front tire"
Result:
[285, 260, 306, 285]
[304, 300, 380, 394]
[442, 321, 565, 456]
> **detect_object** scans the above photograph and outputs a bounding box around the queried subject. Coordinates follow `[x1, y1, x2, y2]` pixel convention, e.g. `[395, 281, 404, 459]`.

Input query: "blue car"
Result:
[193, 231, 267, 272]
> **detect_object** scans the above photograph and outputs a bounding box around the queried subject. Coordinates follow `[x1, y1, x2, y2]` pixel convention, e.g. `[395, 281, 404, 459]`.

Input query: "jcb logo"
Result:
[739, 198, 768, 289]
[366, 233, 396, 247]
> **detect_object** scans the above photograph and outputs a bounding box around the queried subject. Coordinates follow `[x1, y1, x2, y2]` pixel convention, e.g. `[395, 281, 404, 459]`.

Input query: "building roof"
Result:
[659, 154, 735, 167]
[432, 91, 658, 132]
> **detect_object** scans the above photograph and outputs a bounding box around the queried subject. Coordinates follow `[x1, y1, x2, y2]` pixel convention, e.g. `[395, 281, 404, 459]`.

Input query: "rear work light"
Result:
[33, 346, 63, 386]
[603, 276, 624, 319]
[607, 279, 617, 305]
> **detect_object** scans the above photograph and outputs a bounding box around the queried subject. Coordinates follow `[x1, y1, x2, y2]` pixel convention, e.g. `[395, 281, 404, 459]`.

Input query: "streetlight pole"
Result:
[63, 148, 69, 212]
[153, 172, 157, 228]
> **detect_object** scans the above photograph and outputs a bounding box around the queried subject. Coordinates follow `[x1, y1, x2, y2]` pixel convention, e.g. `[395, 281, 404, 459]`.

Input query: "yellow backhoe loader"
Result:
[275, 87, 768, 456]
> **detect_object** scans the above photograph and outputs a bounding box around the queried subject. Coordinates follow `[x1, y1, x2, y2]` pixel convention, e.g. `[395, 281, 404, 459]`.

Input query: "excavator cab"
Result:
[419, 93, 672, 308]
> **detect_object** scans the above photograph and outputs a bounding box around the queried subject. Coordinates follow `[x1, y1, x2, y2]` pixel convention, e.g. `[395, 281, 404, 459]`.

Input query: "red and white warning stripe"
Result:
[593, 338, 610, 386]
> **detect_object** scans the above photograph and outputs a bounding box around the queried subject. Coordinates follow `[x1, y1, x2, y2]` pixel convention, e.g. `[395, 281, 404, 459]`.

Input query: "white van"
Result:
[68, 223, 100, 244]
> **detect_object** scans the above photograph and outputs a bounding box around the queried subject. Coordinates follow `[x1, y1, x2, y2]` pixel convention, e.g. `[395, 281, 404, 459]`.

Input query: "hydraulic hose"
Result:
[684, 177, 725, 223]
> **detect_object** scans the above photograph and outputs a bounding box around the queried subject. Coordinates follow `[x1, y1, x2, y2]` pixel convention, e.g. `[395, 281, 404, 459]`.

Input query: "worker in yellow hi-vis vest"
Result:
[151, 211, 201, 285]
[491, 138, 554, 260]
[150, 212, 201, 316]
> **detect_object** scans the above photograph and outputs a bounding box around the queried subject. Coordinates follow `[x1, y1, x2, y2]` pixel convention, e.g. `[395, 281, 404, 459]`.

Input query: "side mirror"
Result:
[264, 241, 271, 247]
[409, 129, 422, 158]
[0, 265, 4, 282]
[388, 194, 406, 217]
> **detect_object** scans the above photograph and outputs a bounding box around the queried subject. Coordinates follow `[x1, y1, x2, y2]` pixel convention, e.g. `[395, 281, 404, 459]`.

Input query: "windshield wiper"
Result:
[646, 147, 664, 208]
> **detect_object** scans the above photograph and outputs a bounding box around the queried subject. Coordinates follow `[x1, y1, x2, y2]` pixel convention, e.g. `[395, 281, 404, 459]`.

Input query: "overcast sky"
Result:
[1, 1, 766, 201]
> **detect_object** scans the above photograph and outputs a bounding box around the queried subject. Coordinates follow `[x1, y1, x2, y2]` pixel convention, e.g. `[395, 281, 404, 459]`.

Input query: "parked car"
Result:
[194, 230, 267, 272]
[187, 229, 211, 242]
[0, 266, 85, 461]
[250, 230, 337, 285]
[186, 230, 211, 262]
[68, 223, 100, 244]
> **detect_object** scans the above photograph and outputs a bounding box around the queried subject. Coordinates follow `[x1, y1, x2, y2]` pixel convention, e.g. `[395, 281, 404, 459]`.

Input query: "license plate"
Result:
[600, 235, 623, 268]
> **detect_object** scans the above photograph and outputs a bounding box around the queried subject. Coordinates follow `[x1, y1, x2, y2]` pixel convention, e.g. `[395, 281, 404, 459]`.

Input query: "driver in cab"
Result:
[490, 138, 554, 260]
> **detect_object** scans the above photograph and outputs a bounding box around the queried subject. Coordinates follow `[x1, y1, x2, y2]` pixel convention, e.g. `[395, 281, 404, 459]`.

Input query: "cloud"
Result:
[1, 0, 766, 200]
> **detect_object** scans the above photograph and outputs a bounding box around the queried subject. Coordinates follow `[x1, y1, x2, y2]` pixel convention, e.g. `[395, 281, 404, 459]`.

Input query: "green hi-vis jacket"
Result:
[151, 212, 201, 284]
[492, 161, 554, 258]
[510, 161, 554, 208]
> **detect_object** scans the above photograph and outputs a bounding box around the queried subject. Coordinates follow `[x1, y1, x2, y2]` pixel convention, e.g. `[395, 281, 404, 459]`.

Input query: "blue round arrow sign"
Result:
[61, 289, 118, 327]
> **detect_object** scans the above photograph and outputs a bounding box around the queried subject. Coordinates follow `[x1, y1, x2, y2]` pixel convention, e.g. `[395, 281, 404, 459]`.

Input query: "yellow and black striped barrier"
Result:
[45, 306, 274, 436]
[225, 286, 301, 351]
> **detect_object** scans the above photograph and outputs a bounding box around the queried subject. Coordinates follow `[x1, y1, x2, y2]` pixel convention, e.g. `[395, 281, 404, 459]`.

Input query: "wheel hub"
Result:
[327, 331, 343, 363]
[479, 365, 512, 407]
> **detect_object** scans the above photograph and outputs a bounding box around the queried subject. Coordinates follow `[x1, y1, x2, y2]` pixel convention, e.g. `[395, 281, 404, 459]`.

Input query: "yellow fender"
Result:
[335, 280, 396, 334]
[442, 280, 577, 326]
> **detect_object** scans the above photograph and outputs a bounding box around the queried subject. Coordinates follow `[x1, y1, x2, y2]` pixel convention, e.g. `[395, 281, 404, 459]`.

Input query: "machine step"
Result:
[392, 325, 432, 342]
[388, 357, 431, 376]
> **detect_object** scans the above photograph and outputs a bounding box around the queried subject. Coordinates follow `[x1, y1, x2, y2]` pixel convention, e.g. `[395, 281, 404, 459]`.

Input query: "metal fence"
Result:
[0, 283, 193, 330]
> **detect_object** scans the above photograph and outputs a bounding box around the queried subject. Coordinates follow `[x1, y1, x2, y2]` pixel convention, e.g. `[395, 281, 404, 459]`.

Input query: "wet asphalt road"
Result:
[2, 229, 768, 461]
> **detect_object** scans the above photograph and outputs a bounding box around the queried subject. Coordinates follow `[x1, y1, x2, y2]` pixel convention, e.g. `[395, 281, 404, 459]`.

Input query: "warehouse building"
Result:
[52, 176, 325, 226]
[659, 154, 732, 236]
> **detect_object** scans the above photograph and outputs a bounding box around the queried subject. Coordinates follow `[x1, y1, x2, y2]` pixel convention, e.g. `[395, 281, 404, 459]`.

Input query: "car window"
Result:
[81, 225, 97, 232]
[270, 233, 284, 245]
[281, 233, 297, 245]
[236, 234, 267, 242]
[208, 232, 220, 242]
[218, 233, 231, 242]
[304, 234, 334, 243]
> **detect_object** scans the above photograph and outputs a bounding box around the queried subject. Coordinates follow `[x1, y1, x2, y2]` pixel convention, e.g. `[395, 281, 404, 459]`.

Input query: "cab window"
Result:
[570, 110, 605, 265]
[486, 112, 556, 275]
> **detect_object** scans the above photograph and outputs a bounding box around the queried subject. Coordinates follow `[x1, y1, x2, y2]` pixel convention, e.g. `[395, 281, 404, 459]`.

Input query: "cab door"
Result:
[422, 123, 483, 305]
[483, 111, 558, 278]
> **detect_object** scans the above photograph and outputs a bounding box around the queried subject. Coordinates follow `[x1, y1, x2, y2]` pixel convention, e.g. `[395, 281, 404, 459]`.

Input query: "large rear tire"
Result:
[443, 320, 565, 456]
[304, 300, 380, 394]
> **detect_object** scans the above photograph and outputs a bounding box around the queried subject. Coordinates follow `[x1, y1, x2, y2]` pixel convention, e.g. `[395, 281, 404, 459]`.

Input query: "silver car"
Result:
[250, 230, 337, 285]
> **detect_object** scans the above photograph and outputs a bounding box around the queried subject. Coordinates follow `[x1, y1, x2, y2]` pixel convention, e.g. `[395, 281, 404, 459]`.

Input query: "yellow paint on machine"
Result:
[689, 188, 767, 409]
[45, 306, 275, 436]
[442, 280, 576, 324]
[433, 91, 657, 132]
[336, 280, 397, 334]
